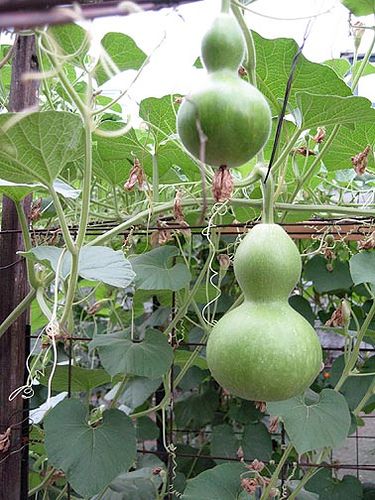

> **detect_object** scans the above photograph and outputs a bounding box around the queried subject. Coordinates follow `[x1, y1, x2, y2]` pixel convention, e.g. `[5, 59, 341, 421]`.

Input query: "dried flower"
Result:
[241, 478, 258, 494]
[268, 416, 279, 433]
[249, 459, 265, 472]
[0, 428, 11, 453]
[124, 158, 146, 191]
[218, 254, 231, 271]
[30, 198, 42, 223]
[358, 231, 375, 250]
[352, 145, 371, 175]
[238, 66, 247, 77]
[312, 127, 326, 144]
[255, 401, 267, 413]
[294, 146, 316, 157]
[212, 165, 233, 202]
[325, 300, 350, 327]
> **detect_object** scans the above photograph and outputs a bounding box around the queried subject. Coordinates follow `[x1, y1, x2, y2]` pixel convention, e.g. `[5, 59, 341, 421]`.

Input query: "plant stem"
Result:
[109, 376, 128, 409]
[28, 468, 55, 496]
[260, 443, 293, 500]
[152, 153, 159, 203]
[351, 30, 375, 92]
[221, 0, 230, 14]
[48, 186, 75, 254]
[15, 201, 39, 288]
[335, 300, 375, 392]
[0, 288, 36, 339]
[353, 378, 375, 416]
[231, 4, 257, 86]
[60, 252, 79, 326]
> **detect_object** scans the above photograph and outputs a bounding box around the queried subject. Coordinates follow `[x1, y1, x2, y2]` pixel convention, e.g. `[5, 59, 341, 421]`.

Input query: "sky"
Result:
[84, 0, 375, 124]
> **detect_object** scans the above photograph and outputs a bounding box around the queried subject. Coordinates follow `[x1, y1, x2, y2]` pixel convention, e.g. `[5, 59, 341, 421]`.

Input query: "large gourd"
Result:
[176, 9, 271, 167]
[207, 224, 322, 401]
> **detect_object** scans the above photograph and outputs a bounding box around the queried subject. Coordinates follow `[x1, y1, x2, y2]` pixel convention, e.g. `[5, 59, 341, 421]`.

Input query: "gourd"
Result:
[206, 223, 322, 401]
[176, 8, 271, 168]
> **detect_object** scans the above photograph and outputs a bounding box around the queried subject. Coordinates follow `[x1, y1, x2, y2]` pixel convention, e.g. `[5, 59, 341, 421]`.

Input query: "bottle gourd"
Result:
[176, 10, 271, 167]
[207, 224, 322, 401]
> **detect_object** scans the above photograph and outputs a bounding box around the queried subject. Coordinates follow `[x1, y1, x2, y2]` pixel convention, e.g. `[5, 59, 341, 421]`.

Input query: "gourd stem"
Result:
[231, 4, 257, 86]
[253, 164, 274, 224]
[221, 0, 230, 13]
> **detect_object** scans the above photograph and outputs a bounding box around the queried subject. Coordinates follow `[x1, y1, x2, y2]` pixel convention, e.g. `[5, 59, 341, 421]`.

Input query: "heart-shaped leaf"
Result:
[210, 424, 238, 464]
[40, 365, 112, 392]
[90, 329, 173, 378]
[130, 246, 191, 291]
[241, 422, 273, 461]
[306, 468, 363, 500]
[0, 111, 83, 184]
[21, 246, 135, 288]
[105, 376, 162, 411]
[44, 399, 136, 497]
[268, 389, 351, 454]
[182, 462, 246, 499]
[350, 251, 375, 288]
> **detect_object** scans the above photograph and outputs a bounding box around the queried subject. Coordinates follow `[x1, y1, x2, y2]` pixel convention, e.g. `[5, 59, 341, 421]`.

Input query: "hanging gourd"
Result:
[176, 3, 271, 169]
[206, 169, 323, 401]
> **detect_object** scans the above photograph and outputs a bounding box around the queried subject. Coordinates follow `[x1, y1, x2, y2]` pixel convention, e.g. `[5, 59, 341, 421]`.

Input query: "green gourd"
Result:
[176, 11, 272, 168]
[206, 224, 322, 401]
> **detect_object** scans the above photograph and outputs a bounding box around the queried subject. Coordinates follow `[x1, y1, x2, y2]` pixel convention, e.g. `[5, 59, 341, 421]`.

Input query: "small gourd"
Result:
[206, 224, 322, 401]
[176, 10, 272, 168]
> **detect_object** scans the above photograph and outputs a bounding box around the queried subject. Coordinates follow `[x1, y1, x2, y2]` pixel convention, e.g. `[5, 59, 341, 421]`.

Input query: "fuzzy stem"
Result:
[260, 443, 293, 500]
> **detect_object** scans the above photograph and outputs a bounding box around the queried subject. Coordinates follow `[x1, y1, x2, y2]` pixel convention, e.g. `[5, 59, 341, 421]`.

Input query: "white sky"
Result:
[85, 0, 375, 124]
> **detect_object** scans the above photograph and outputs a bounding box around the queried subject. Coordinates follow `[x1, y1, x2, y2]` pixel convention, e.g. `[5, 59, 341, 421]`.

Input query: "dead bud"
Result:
[255, 401, 267, 413]
[87, 302, 102, 315]
[352, 21, 365, 51]
[268, 416, 279, 433]
[325, 299, 351, 327]
[174, 96, 183, 105]
[152, 466, 162, 475]
[238, 66, 247, 77]
[30, 198, 43, 223]
[352, 145, 371, 176]
[124, 158, 146, 191]
[358, 231, 375, 250]
[212, 165, 233, 202]
[0, 427, 11, 453]
[249, 459, 265, 472]
[237, 446, 244, 460]
[293, 146, 316, 157]
[323, 247, 336, 261]
[218, 253, 231, 271]
[241, 478, 258, 494]
[312, 127, 326, 144]
[173, 190, 191, 238]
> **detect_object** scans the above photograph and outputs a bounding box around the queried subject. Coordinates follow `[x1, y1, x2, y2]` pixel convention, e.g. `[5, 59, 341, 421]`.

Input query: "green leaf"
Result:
[323, 59, 351, 78]
[174, 388, 219, 429]
[95, 32, 146, 86]
[289, 295, 315, 326]
[47, 24, 89, 64]
[0, 179, 36, 201]
[90, 329, 173, 378]
[139, 95, 179, 144]
[254, 31, 351, 115]
[227, 399, 262, 424]
[306, 468, 363, 500]
[130, 246, 191, 291]
[174, 350, 208, 371]
[350, 251, 375, 287]
[22, 245, 135, 288]
[39, 365, 112, 392]
[182, 462, 246, 499]
[136, 416, 159, 441]
[44, 399, 136, 497]
[0, 111, 83, 184]
[241, 422, 273, 461]
[96, 467, 164, 500]
[93, 125, 147, 185]
[304, 256, 353, 293]
[268, 389, 351, 454]
[210, 424, 238, 464]
[353, 61, 375, 80]
[341, 0, 375, 16]
[297, 93, 375, 129]
[324, 122, 375, 171]
[109, 376, 161, 410]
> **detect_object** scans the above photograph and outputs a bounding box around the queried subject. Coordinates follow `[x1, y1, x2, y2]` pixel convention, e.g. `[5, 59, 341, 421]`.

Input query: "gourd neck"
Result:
[221, 0, 230, 14]
[250, 164, 274, 224]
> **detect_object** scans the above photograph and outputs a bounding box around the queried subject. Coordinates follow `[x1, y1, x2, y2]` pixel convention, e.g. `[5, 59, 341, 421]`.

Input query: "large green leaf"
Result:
[241, 422, 273, 461]
[210, 424, 238, 464]
[95, 32, 146, 86]
[350, 251, 375, 288]
[139, 95, 178, 145]
[304, 256, 353, 293]
[39, 365, 112, 392]
[96, 467, 164, 500]
[130, 246, 191, 291]
[297, 93, 375, 130]
[306, 468, 363, 500]
[268, 389, 351, 454]
[253, 32, 351, 114]
[44, 399, 136, 497]
[341, 0, 375, 16]
[0, 111, 83, 184]
[90, 329, 173, 378]
[47, 23, 89, 64]
[323, 59, 351, 79]
[22, 245, 135, 288]
[182, 462, 246, 499]
[107, 376, 162, 411]
[324, 122, 375, 171]
[174, 388, 219, 429]
[0, 178, 80, 202]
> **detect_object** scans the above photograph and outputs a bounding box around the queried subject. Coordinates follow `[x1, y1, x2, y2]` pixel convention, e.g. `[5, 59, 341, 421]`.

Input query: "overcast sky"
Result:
[86, 0, 375, 123]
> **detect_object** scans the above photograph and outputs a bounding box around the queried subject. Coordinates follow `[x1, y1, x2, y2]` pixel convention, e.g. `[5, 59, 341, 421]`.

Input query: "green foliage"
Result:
[306, 468, 363, 499]
[130, 246, 191, 291]
[90, 329, 174, 378]
[350, 251, 375, 288]
[341, 0, 375, 16]
[304, 256, 353, 293]
[44, 399, 136, 497]
[268, 389, 351, 453]
[40, 365, 112, 392]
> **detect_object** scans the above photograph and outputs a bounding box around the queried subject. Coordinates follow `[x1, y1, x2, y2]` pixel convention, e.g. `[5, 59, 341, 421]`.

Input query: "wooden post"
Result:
[0, 34, 39, 499]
